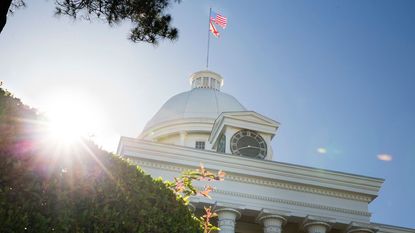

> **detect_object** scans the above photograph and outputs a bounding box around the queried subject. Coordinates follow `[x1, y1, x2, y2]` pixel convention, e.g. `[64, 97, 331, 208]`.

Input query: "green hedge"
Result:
[0, 88, 202, 233]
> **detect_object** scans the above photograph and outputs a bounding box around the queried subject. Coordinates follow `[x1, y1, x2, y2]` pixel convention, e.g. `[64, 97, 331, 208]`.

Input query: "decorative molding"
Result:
[226, 174, 373, 202]
[304, 215, 336, 223]
[210, 188, 371, 217]
[119, 138, 384, 202]
[131, 158, 374, 203]
[129, 156, 371, 217]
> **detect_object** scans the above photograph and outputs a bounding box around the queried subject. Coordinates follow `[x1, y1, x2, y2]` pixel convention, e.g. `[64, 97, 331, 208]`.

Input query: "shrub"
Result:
[0, 87, 202, 233]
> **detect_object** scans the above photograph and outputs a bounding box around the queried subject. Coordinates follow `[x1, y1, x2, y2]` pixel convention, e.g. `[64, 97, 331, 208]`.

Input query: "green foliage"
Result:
[0, 87, 202, 233]
[6, 0, 179, 44]
[55, 0, 179, 44]
[165, 164, 225, 204]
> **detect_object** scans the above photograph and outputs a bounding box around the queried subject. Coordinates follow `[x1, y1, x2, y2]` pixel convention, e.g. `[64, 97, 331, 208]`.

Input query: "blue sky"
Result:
[1, 0, 414, 228]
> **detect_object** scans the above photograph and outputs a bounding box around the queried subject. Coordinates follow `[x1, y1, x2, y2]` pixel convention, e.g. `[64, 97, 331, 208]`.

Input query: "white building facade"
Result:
[117, 71, 414, 233]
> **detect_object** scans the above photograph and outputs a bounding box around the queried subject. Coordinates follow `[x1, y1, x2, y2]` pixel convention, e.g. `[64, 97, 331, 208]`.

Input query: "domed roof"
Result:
[142, 71, 246, 132]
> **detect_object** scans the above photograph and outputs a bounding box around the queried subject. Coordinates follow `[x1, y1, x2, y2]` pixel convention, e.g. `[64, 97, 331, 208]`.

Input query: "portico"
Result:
[118, 137, 388, 233]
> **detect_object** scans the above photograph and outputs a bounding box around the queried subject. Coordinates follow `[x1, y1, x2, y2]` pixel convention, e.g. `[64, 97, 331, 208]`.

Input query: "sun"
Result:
[42, 91, 105, 145]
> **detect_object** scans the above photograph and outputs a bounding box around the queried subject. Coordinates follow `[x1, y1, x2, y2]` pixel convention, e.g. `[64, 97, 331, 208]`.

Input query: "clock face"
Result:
[230, 130, 267, 159]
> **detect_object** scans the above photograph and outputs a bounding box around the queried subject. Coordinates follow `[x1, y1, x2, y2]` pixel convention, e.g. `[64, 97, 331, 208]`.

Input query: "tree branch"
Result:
[0, 0, 13, 34]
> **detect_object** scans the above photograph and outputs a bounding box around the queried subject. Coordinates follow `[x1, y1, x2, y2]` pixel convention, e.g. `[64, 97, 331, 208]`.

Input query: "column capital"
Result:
[346, 222, 379, 233]
[215, 207, 241, 220]
[214, 202, 244, 217]
[215, 207, 241, 233]
[258, 215, 286, 233]
[258, 214, 287, 224]
[256, 209, 290, 233]
[302, 215, 335, 232]
[256, 208, 290, 225]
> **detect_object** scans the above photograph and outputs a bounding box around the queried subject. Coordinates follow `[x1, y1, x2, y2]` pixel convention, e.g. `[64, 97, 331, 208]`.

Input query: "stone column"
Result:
[216, 208, 241, 233]
[302, 215, 334, 233]
[258, 214, 286, 233]
[303, 222, 331, 233]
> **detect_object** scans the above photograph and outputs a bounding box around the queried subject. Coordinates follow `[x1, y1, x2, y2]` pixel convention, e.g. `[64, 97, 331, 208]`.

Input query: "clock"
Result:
[230, 130, 267, 159]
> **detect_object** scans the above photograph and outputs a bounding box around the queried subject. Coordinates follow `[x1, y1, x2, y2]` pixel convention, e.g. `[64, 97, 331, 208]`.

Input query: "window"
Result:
[195, 141, 205, 150]
[217, 134, 226, 153]
[202, 77, 208, 87]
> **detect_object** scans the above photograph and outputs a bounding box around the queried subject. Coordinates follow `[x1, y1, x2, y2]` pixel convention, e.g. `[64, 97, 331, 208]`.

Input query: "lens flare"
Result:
[317, 147, 327, 154]
[377, 154, 393, 161]
[42, 91, 105, 145]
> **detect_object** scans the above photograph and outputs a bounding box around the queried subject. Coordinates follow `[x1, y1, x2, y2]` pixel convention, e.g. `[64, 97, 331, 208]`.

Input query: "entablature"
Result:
[118, 137, 383, 202]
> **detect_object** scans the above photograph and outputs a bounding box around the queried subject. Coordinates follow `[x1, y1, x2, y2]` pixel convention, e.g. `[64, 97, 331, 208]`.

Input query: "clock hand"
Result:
[238, 145, 260, 150]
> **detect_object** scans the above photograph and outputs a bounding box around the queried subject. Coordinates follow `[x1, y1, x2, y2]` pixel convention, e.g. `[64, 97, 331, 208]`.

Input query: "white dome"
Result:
[143, 88, 246, 132]
[141, 71, 246, 137]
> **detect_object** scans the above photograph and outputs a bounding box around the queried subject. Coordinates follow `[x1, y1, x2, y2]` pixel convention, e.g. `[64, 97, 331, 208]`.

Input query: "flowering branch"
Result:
[165, 164, 225, 233]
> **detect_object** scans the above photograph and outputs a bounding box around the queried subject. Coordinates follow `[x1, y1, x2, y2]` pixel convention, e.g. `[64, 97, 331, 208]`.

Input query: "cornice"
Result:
[119, 138, 383, 202]
[131, 158, 373, 203]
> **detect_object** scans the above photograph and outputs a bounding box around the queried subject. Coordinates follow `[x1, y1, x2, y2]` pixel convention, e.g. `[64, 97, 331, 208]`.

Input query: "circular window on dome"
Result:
[230, 130, 267, 159]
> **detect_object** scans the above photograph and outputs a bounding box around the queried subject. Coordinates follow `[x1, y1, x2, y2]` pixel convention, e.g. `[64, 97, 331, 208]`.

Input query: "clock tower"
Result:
[209, 111, 279, 160]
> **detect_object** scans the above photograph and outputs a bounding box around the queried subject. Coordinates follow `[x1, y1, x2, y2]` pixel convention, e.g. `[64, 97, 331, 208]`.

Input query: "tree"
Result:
[0, 87, 203, 232]
[0, 0, 179, 44]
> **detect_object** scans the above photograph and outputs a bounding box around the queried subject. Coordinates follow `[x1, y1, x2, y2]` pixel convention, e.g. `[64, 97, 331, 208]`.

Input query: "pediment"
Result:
[209, 111, 280, 145]
[219, 111, 279, 127]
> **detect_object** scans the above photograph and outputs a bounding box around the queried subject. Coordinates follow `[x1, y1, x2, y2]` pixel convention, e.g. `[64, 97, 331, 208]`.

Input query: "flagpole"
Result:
[206, 7, 212, 69]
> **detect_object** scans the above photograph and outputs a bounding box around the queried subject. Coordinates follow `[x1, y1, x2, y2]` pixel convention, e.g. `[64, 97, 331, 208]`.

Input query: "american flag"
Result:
[210, 11, 227, 29]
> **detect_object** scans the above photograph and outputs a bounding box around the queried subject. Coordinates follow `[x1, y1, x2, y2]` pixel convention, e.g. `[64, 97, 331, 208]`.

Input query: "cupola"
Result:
[190, 70, 224, 90]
